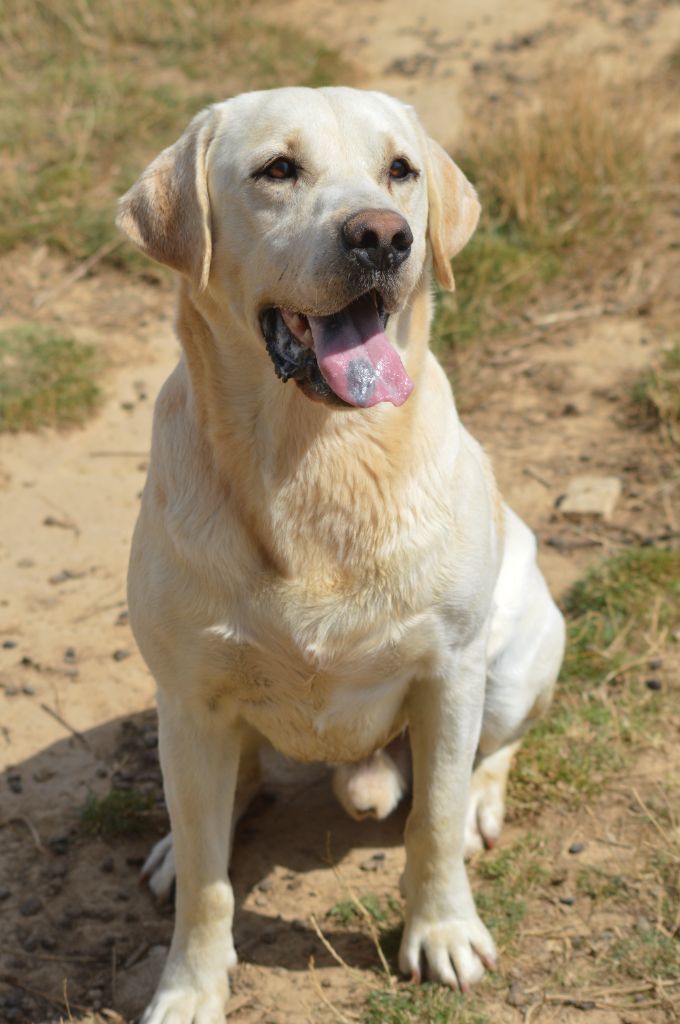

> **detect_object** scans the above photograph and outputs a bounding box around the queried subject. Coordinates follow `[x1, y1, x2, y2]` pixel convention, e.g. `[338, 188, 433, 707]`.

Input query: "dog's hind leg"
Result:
[463, 741, 520, 858]
[464, 504, 565, 859]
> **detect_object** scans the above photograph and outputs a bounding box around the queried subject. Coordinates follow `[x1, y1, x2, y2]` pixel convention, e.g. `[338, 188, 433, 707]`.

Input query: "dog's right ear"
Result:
[116, 107, 217, 292]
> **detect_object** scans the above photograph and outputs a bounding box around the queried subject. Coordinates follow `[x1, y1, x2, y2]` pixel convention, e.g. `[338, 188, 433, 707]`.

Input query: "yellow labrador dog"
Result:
[117, 86, 565, 1023]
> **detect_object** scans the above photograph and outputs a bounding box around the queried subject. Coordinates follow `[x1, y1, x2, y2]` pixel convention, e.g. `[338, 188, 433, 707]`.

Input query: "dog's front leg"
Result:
[142, 691, 241, 1024]
[400, 633, 497, 991]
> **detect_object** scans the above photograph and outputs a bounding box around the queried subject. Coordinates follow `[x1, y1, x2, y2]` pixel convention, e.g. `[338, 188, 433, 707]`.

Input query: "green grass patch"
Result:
[0, 323, 101, 432]
[363, 985, 487, 1024]
[513, 548, 679, 808]
[80, 788, 155, 838]
[631, 342, 680, 439]
[328, 893, 389, 926]
[611, 926, 679, 981]
[0, 0, 348, 264]
[576, 866, 629, 900]
[433, 72, 652, 350]
[473, 836, 548, 946]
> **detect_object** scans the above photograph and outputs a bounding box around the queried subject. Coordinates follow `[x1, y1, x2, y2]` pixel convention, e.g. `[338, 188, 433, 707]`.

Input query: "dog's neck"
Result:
[172, 274, 442, 576]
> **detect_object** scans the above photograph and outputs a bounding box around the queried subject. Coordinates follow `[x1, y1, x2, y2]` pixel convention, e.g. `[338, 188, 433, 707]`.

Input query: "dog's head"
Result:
[117, 87, 479, 409]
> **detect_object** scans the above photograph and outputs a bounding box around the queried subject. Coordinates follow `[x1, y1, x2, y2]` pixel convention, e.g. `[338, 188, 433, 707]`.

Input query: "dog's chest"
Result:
[200, 583, 448, 763]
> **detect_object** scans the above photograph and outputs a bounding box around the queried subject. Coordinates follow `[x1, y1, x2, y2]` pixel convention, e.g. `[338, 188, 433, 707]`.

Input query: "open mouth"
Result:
[260, 290, 413, 409]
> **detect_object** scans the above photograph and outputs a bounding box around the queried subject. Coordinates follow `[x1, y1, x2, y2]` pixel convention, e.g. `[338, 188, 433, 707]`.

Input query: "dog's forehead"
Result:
[210, 87, 421, 171]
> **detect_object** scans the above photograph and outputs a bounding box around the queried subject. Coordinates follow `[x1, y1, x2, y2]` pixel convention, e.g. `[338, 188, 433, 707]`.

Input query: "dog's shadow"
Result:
[0, 707, 408, 1018]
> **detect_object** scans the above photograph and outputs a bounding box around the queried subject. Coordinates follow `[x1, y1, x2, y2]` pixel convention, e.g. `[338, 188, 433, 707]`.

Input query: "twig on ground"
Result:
[33, 238, 124, 309]
[0, 815, 46, 852]
[308, 956, 356, 1024]
[631, 787, 674, 847]
[0, 974, 87, 1015]
[523, 466, 552, 489]
[40, 703, 92, 751]
[528, 304, 611, 327]
[309, 914, 365, 982]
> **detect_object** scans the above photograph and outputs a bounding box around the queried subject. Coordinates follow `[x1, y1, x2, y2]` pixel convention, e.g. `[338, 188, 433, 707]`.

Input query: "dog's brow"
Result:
[249, 133, 303, 176]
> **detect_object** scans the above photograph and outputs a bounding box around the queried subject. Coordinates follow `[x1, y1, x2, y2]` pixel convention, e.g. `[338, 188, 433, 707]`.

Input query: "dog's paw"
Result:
[463, 746, 516, 859]
[141, 833, 176, 902]
[332, 748, 407, 821]
[141, 977, 229, 1024]
[398, 912, 497, 991]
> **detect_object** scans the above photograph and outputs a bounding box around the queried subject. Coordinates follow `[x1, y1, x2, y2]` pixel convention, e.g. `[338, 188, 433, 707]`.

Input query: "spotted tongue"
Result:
[307, 294, 413, 408]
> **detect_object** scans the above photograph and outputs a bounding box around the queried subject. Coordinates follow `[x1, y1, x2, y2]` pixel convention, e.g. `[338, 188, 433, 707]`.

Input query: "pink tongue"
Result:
[307, 294, 413, 408]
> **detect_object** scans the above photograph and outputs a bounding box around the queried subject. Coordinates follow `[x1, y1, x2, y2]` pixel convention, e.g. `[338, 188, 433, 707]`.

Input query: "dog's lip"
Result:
[258, 289, 389, 342]
[273, 290, 388, 352]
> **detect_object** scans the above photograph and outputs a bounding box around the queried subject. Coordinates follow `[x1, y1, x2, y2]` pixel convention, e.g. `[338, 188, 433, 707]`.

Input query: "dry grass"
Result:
[0, 0, 348, 265]
[434, 71, 654, 349]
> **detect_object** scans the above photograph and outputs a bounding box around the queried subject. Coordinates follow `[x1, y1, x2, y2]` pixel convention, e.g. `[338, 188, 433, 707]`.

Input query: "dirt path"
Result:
[1, 1, 678, 1022]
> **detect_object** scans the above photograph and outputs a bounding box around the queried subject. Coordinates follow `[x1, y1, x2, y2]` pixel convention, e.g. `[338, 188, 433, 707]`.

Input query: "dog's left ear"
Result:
[116, 106, 218, 292]
[426, 139, 481, 291]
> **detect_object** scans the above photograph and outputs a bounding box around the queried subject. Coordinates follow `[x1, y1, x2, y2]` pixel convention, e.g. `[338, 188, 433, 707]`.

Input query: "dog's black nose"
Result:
[342, 209, 413, 272]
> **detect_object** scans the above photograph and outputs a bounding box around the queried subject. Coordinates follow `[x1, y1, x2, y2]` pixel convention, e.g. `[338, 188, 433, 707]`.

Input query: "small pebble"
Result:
[19, 896, 42, 917]
[645, 678, 662, 691]
[21, 684, 35, 696]
[64, 647, 77, 664]
[0, 886, 10, 901]
[4, 686, 19, 697]
[568, 841, 585, 854]
[2, 640, 17, 649]
[257, 878, 273, 893]
[7, 769, 22, 794]
[116, 610, 129, 626]
[559, 895, 575, 906]
[648, 657, 663, 670]
[49, 835, 70, 855]
[113, 648, 131, 662]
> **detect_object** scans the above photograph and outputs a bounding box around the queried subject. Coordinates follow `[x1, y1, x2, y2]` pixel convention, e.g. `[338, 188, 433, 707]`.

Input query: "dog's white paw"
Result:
[140, 977, 229, 1024]
[398, 911, 497, 991]
[463, 776, 505, 858]
[332, 748, 407, 820]
[463, 744, 517, 859]
[141, 833, 176, 902]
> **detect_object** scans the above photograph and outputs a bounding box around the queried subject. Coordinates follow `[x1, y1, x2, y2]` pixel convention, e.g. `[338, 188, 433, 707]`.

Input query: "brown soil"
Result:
[1, 1, 678, 1022]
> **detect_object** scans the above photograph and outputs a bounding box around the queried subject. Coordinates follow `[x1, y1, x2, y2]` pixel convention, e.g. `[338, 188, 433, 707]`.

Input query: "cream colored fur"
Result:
[116, 87, 565, 1023]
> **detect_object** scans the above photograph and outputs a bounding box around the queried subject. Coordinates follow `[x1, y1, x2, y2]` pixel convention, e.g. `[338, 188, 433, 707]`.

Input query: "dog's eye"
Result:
[262, 157, 298, 181]
[389, 158, 417, 180]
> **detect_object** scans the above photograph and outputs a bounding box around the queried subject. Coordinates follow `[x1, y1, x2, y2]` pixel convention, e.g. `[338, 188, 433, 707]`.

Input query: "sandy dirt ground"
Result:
[1, 1, 678, 1022]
